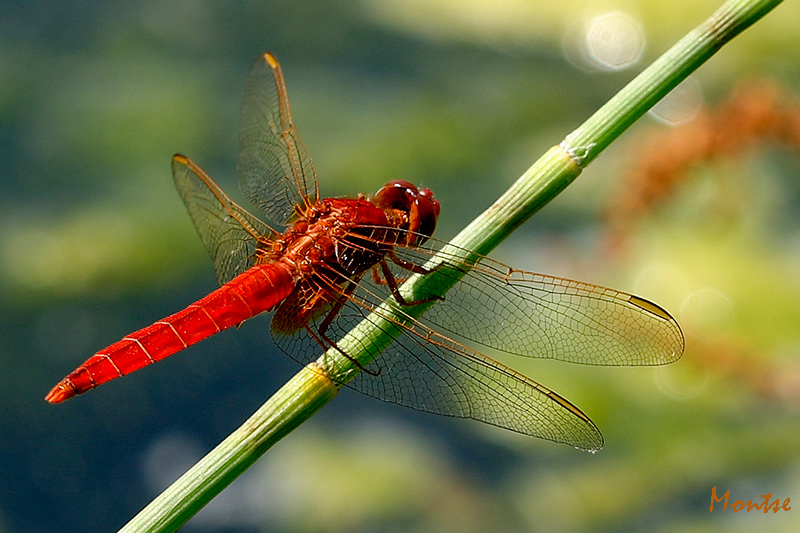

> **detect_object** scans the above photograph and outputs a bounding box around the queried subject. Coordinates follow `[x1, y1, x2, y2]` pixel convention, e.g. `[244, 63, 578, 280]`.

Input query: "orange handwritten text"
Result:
[710, 486, 791, 513]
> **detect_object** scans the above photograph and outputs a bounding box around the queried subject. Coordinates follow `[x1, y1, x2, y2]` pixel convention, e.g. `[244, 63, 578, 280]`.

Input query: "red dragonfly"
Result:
[46, 53, 683, 450]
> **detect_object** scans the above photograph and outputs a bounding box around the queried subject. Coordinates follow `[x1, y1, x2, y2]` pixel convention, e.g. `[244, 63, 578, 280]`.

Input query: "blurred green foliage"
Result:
[1, 0, 799, 532]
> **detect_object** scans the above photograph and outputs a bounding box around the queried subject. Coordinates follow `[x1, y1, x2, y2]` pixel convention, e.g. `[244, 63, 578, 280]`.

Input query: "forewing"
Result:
[172, 154, 277, 285]
[238, 53, 318, 226]
[390, 242, 685, 366]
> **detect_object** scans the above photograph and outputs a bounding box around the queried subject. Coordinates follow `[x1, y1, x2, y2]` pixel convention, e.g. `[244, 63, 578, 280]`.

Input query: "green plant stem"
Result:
[119, 365, 338, 533]
[120, 0, 783, 530]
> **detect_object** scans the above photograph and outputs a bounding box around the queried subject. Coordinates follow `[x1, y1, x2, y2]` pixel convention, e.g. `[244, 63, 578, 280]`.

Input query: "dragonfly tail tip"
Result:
[45, 380, 76, 404]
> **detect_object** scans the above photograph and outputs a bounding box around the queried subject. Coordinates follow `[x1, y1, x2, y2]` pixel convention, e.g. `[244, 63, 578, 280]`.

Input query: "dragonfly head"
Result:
[374, 180, 440, 245]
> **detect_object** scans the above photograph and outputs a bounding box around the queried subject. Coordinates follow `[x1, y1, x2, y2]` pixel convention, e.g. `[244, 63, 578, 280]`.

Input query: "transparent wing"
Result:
[392, 241, 685, 366]
[268, 229, 683, 449]
[267, 227, 684, 447]
[272, 274, 604, 450]
[172, 154, 278, 285]
[238, 53, 319, 226]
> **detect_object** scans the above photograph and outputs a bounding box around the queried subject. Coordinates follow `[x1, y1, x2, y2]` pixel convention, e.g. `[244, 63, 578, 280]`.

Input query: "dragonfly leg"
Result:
[386, 249, 441, 275]
[377, 260, 442, 307]
[307, 278, 381, 377]
[317, 279, 358, 336]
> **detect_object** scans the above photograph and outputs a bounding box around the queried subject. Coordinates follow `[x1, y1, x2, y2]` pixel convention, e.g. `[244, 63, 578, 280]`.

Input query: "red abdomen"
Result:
[45, 261, 296, 403]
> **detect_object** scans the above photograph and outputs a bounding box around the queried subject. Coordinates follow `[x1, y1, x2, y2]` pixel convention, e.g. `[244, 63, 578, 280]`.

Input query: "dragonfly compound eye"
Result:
[374, 180, 439, 243]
